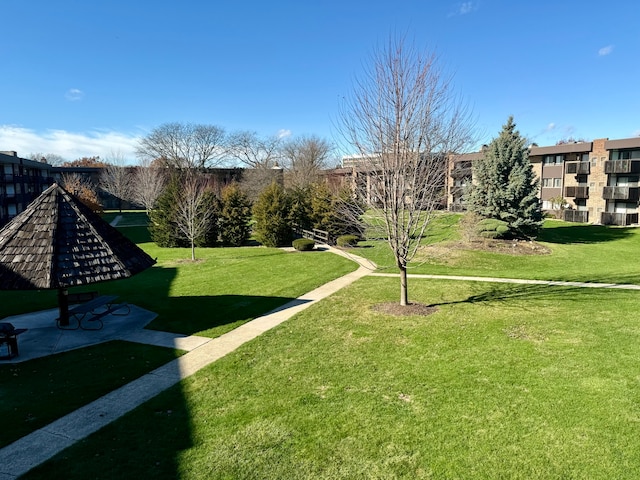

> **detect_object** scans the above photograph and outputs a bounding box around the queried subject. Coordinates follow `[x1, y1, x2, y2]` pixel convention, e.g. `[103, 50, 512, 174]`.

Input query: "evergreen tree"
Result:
[149, 179, 187, 247]
[219, 183, 252, 246]
[287, 185, 313, 231]
[253, 182, 293, 247]
[467, 117, 543, 238]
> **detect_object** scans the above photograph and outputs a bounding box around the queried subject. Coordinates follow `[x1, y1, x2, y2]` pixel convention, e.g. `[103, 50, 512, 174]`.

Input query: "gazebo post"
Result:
[57, 288, 70, 327]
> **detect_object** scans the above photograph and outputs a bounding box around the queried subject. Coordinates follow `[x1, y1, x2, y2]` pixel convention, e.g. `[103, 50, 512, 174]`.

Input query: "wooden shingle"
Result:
[0, 184, 156, 290]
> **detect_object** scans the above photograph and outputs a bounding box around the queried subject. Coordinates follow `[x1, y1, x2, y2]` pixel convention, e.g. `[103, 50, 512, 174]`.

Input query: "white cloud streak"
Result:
[65, 88, 85, 101]
[598, 45, 614, 56]
[0, 125, 141, 163]
[449, 2, 477, 17]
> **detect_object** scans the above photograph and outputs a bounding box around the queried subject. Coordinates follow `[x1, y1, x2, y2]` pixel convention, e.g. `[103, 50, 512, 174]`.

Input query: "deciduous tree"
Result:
[100, 151, 132, 212]
[131, 159, 166, 214]
[339, 36, 473, 306]
[137, 122, 226, 170]
[282, 135, 333, 189]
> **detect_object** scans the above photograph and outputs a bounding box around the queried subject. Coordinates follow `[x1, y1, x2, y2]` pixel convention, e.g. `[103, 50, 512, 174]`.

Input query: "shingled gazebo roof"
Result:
[0, 183, 156, 290]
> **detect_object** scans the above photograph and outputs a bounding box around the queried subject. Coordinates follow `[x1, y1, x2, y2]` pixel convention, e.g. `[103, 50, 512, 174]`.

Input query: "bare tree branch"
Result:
[338, 36, 474, 306]
[136, 122, 226, 169]
[226, 131, 282, 168]
[174, 172, 217, 260]
[281, 135, 333, 189]
[131, 158, 166, 214]
[100, 151, 132, 212]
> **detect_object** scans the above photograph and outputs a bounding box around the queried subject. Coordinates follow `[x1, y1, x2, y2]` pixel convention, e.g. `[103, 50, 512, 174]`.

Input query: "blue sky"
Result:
[2, 0, 639, 162]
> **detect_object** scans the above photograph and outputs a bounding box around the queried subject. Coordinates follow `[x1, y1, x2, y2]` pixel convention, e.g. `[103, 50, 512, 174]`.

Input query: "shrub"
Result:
[336, 235, 359, 247]
[292, 238, 315, 251]
[477, 218, 510, 239]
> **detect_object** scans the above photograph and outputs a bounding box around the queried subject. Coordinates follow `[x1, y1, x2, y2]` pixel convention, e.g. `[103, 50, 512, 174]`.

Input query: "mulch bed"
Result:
[372, 302, 439, 317]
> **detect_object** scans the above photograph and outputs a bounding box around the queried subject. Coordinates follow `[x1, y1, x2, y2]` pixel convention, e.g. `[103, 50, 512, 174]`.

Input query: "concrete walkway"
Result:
[0, 247, 371, 479]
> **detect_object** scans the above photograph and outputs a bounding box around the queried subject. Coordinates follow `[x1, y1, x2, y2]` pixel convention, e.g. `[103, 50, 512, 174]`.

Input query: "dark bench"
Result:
[0, 323, 28, 360]
[58, 295, 130, 330]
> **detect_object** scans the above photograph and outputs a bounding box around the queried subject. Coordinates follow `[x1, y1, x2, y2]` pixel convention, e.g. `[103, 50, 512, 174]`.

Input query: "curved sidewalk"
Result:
[0, 248, 371, 479]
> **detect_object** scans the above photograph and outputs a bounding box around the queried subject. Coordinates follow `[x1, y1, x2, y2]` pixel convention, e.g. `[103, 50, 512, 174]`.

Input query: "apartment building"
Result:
[0, 151, 55, 227]
[447, 136, 640, 225]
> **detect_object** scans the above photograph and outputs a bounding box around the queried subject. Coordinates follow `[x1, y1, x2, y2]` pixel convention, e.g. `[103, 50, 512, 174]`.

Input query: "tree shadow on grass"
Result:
[538, 224, 635, 244]
[145, 294, 305, 336]
[428, 281, 629, 309]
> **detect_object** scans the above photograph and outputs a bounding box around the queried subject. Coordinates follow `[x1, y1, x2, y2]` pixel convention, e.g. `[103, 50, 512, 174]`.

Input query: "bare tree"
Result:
[100, 151, 132, 213]
[281, 135, 333, 189]
[136, 122, 226, 169]
[339, 37, 473, 306]
[27, 152, 66, 166]
[131, 159, 166, 214]
[174, 172, 218, 261]
[226, 131, 284, 200]
[60, 172, 102, 213]
[226, 131, 282, 168]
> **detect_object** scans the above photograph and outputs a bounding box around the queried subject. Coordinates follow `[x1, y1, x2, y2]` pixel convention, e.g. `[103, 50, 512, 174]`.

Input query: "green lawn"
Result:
[0, 239, 357, 450]
[0, 341, 182, 449]
[21, 276, 640, 479]
[356, 214, 640, 284]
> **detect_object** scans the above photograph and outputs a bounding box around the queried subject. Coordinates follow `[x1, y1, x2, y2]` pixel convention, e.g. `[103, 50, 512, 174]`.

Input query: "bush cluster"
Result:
[336, 235, 359, 247]
[292, 238, 315, 251]
[476, 219, 510, 239]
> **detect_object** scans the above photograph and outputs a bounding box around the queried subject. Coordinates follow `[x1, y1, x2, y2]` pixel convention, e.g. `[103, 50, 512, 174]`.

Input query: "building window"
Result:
[553, 178, 562, 188]
[543, 155, 564, 165]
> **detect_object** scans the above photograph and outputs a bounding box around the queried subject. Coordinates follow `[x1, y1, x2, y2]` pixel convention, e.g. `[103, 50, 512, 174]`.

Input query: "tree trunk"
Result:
[191, 241, 196, 261]
[399, 266, 408, 306]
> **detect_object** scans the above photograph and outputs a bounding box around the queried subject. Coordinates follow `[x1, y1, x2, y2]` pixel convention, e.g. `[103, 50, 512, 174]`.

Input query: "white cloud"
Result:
[598, 45, 614, 56]
[545, 123, 556, 132]
[449, 2, 477, 16]
[277, 129, 292, 139]
[65, 88, 85, 101]
[0, 125, 141, 163]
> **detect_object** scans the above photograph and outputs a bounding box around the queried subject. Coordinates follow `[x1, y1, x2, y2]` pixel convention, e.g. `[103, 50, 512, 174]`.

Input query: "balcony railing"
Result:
[601, 212, 639, 226]
[450, 166, 472, 178]
[563, 210, 589, 223]
[602, 186, 640, 201]
[564, 186, 589, 199]
[604, 160, 640, 174]
[565, 162, 590, 175]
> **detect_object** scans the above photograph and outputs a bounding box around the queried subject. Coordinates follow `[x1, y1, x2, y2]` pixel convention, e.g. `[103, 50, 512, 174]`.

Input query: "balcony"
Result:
[564, 186, 589, 199]
[450, 165, 472, 179]
[565, 162, 590, 175]
[601, 212, 639, 226]
[563, 210, 589, 223]
[602, 186, 640, 201]
[604, 160, 640, 174]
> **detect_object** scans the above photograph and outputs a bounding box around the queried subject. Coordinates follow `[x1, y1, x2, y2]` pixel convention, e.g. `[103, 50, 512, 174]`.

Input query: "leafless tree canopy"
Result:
[136, 122, 226, 169]
[130, 159, 166, 213]
[27, 153, 66, 166]
[281, 135, 333, 189]
[174, 172, 217, 260]
[226, 131, 283, 168]
[100, 151, 132, 212]
[339, 37, 474, 305]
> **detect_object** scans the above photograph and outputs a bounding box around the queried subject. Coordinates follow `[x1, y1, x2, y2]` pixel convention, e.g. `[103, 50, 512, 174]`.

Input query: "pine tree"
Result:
[253, 182, 293, 247]
[219, 183, 252, 247]
[467, 116, 543, 238]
